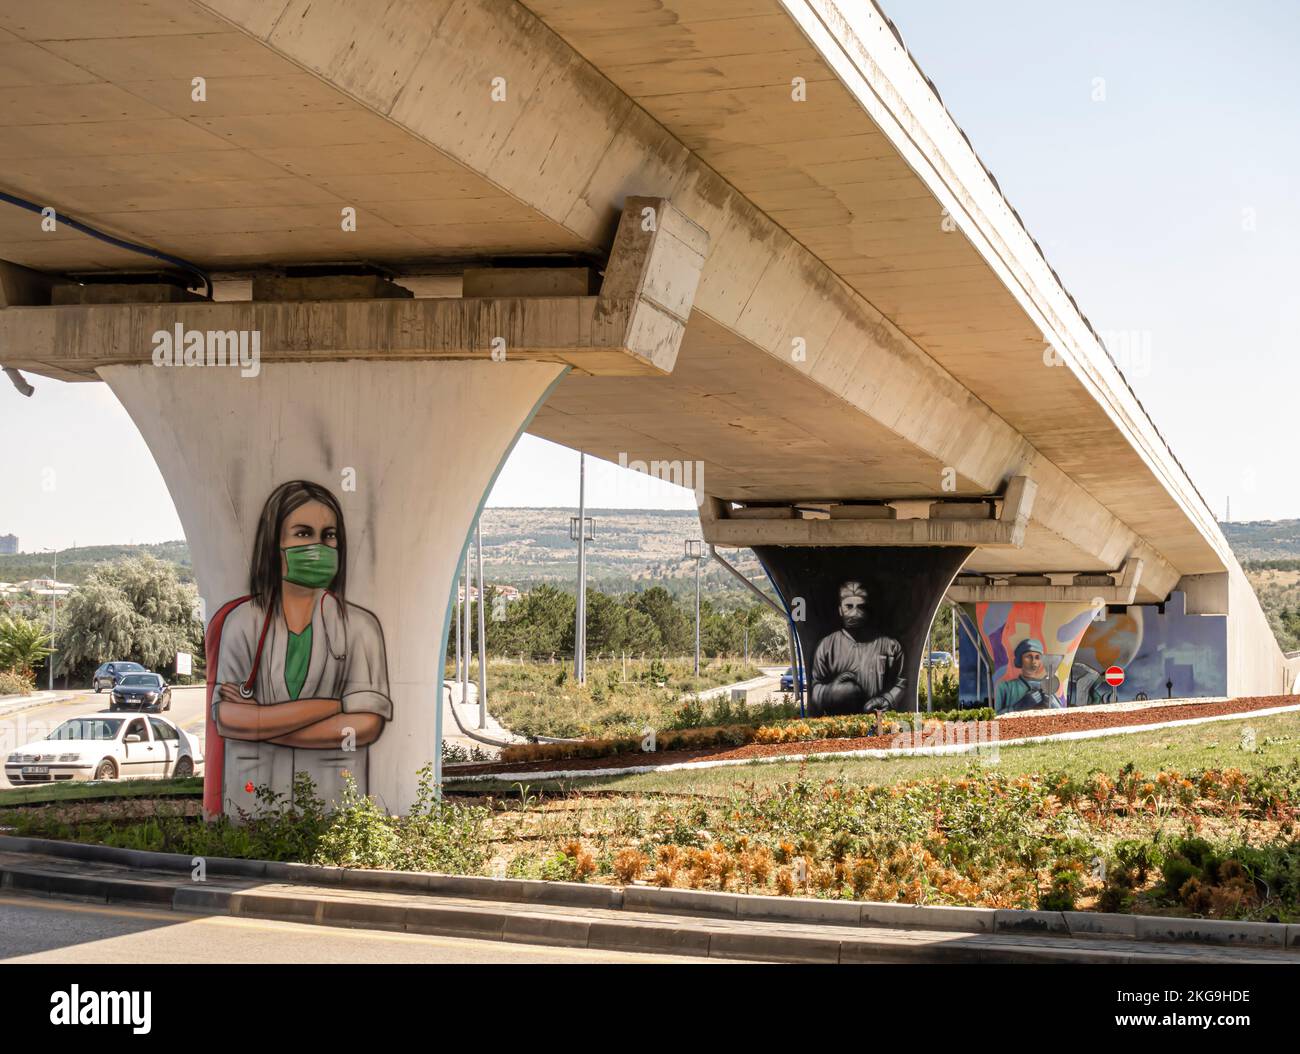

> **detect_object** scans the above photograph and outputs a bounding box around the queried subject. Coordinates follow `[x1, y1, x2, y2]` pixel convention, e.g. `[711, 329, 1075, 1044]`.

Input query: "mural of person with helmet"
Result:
[995, 637, 1062, 714]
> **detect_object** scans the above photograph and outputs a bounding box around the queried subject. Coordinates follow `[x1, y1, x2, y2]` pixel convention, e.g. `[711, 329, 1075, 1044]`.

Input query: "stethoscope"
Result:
[239, 590, 347, 698]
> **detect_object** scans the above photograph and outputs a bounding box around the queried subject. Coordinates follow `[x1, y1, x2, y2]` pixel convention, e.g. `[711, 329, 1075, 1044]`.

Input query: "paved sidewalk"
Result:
[442, 680, 520, 753]
[0, 845, 1294, 964]
[696, 673, 781, 702]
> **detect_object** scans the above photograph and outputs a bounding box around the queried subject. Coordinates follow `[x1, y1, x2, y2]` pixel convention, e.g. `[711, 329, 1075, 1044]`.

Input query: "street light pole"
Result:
[685, 539, 702, 675]
[475, 516, 488, 729]
[40, 546, 59, 690]
[461, 547, 470, 711]
[570, 453, 594, 685]
[50, 546, 57, 690]
[576, 453, 586, 684]
[453, 577, 462, 681]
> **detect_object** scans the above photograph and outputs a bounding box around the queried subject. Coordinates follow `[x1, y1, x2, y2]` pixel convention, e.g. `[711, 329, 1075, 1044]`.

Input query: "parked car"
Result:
[6, 712, 203, 784]
[779, 666, 805, 692]
[92, 661, 147, 692]
[109, 672, 172, 712]
[925, 651, 954, 668]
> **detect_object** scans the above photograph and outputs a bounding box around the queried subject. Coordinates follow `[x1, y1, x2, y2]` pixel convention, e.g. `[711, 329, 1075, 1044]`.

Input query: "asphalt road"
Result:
[0, 894, 739, 964]
[0, 685, 208, 789]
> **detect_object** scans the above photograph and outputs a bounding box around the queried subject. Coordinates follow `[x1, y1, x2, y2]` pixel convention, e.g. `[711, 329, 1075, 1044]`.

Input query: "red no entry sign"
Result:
[1105, 666, 1125, 687]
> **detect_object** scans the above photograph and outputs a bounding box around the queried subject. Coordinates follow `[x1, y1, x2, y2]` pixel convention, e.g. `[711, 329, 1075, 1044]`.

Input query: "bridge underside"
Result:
[1, 0, 1296, 799]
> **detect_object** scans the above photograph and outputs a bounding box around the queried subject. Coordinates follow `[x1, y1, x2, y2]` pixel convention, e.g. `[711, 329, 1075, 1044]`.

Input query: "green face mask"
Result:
[282, 543, 338, 589]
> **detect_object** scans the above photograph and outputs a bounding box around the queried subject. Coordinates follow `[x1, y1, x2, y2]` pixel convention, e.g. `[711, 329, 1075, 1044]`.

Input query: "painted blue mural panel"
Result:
[959, 591, 1227, 707]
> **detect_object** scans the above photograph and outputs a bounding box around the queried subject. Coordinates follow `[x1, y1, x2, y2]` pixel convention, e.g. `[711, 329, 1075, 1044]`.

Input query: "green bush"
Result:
[313, 776, 402, 868]
[5, 767, 491, 877]
[1038, 868, 1082, 912]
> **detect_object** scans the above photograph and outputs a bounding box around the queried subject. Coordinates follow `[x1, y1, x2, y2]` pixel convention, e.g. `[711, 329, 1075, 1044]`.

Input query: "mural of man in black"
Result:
[810, 580, 907, 715]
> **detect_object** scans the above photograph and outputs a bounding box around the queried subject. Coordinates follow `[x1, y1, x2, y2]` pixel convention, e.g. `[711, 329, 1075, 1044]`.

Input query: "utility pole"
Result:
[570, 453, 594, 684]
[50, 547, 57, 690]
[41, 546, 58, 690]
[685, 539, 703, 675]
[453, 576, 462, 681]
[475, 517, 488, 729]
[461, 547, 470, 710]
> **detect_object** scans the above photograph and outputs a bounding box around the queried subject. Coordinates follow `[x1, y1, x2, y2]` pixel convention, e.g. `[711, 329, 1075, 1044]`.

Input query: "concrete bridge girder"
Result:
[186, 0, 1197, 603]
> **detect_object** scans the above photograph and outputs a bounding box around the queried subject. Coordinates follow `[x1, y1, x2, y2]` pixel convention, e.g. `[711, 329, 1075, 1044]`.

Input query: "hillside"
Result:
[0, 512, 766, 602]
[1221, 520, 1300, 563]
[0, 541, 192, 586]
[7, 516, 1300, 640]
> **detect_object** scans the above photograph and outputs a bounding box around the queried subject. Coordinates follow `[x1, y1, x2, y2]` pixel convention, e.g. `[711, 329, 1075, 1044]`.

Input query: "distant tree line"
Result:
[461, 584, 790, 661]
[0, 555, 202, 686]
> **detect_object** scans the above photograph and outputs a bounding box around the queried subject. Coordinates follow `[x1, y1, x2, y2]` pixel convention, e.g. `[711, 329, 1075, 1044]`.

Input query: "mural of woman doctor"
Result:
[212, 480, 392, 809]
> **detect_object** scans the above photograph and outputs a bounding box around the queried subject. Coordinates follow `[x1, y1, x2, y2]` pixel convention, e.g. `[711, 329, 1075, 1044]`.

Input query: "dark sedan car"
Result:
[109, 673, 171, 712]
[779, 666, 805, 693]
[92, 661, 147, 692]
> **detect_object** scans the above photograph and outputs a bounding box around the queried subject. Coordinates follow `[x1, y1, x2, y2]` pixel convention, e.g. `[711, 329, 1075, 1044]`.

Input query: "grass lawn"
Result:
[471, 656, 769, 739]
[8, 713, 1300, 922]
[453, 710, 1300, 796]
[0, 776, 202, 809]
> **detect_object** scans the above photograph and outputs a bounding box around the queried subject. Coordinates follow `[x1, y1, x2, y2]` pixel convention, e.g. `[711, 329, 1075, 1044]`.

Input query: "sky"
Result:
[1, 0, 1297, 552]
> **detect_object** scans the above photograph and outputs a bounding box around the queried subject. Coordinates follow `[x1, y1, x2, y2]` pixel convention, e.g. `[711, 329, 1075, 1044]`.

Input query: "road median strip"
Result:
[0, 836, 1296, 963]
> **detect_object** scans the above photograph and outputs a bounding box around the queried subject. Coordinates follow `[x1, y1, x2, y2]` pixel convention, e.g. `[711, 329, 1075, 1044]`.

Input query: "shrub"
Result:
[1038, 867, 1082, 911]
[613, 848, 648, 884]
[0, 669, 35, 696]
[313, 774, 401, 869]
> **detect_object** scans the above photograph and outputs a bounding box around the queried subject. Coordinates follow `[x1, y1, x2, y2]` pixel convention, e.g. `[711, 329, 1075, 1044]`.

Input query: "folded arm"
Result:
[214, 684, 341, 741]
[268, 712, 384, 749]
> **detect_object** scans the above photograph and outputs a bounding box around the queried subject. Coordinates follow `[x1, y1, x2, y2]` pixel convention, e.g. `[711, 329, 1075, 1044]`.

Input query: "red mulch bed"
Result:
[447, 695, 1299, 779]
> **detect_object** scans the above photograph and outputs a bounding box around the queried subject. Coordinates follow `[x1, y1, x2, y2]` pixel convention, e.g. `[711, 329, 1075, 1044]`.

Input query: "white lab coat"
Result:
[214, 590, 392, 811]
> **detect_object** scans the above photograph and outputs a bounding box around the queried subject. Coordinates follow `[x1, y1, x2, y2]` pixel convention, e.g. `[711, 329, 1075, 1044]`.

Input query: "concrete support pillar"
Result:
[101, 359, 565, 816]
[958, 601, 1099, 712]
[753, 545, 972, 715]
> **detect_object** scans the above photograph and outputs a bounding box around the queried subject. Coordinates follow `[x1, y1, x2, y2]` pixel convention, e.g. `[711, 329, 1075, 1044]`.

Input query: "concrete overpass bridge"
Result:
[0, 0, 1292, 811]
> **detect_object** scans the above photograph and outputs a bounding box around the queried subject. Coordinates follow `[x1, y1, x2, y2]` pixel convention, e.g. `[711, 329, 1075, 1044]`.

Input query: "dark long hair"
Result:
[249, 480, 347, 614]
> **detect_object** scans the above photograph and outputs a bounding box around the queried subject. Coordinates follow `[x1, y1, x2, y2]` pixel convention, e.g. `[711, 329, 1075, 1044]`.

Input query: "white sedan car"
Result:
[5, 712, 204, 785]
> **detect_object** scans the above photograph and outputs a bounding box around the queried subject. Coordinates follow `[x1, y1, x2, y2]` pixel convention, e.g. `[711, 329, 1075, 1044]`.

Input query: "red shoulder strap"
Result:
[202, 595, 251, 819]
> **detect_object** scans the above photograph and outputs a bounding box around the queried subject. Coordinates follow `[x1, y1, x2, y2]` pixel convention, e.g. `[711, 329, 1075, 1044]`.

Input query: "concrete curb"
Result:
[0, 691, 66, 718]
[0, 835, 1293, 954]
[444, 701, 1300, 784]
[0, 860, 1234, 964]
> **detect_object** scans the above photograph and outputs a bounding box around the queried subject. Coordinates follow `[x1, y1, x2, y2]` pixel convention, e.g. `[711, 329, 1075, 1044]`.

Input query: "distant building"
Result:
[6, 578, 75, 597]
[456, 583, 522, 603]
[0, 534, 17, 555]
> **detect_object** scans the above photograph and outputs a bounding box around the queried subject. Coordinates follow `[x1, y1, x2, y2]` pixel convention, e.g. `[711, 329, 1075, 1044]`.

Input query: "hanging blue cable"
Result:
[0, 189, 212, 299]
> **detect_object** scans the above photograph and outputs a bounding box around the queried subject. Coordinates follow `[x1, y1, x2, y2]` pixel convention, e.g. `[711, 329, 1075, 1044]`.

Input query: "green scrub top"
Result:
[996, 675, 1056, 713]
[285, 624, 313, 701]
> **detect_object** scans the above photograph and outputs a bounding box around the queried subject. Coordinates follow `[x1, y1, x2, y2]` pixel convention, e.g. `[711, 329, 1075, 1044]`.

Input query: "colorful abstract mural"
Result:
[1072, 591, 1227, 703]
[958, 601, 1096, 713]
[959, 591, 1228, 707]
